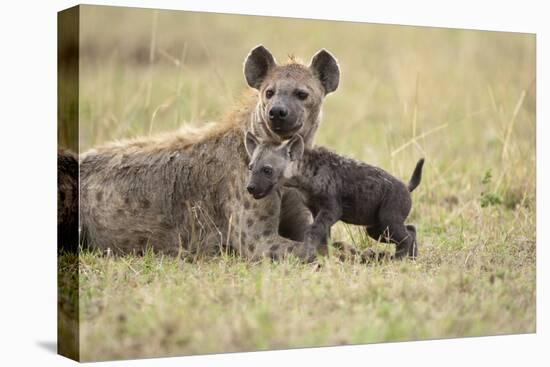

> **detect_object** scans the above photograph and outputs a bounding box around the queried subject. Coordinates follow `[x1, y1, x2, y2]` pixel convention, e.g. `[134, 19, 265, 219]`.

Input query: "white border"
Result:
[0, 1, 546, 366]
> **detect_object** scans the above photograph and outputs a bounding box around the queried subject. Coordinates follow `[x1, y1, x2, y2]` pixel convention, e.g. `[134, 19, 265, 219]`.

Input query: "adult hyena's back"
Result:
[80, 125, 248, 256]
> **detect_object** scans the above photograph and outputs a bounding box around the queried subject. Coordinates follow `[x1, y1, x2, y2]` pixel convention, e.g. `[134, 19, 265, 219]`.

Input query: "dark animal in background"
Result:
[245, 132, 424, 259]
[58, 149, 79, 253]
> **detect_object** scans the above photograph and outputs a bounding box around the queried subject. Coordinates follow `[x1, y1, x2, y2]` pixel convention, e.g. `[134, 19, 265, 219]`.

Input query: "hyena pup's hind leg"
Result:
[406, 224, 418, 259]
[388, 223, 415, 260]
[365, 222, 415, 260]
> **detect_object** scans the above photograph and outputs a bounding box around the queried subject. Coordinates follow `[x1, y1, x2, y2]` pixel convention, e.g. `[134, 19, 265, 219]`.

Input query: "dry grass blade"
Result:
[501, 89, 526, 161]
[391, 123, 448, 157]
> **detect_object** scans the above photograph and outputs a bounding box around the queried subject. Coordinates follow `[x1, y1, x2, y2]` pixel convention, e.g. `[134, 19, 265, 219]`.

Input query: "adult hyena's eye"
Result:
[262, 166, 273, 176]
[295, 90, 309, 100]
[265, 89, 274, 99]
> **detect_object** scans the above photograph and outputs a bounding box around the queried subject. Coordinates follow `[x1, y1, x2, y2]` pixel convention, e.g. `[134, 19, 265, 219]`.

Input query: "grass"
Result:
[75, 237, 534, 360]
[59, 5, 536, 361]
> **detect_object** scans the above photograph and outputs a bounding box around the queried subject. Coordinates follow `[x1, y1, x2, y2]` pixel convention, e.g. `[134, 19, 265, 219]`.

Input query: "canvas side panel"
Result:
[57, 5, 80, 362]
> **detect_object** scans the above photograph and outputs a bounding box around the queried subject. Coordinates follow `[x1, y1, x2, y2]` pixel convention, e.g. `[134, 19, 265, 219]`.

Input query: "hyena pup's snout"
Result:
[245, 176, 273, 200]
[246, 182, 256, 194]
[246, 183, 267, 199]
[246, 182, 259, 196]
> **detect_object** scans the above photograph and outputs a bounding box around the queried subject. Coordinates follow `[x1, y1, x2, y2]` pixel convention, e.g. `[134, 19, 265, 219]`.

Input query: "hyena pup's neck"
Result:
[283, 148, 326, 193]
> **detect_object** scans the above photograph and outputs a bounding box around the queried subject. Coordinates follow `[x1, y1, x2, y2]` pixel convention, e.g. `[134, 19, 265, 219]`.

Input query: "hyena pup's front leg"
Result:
[303, 201, 342, 256]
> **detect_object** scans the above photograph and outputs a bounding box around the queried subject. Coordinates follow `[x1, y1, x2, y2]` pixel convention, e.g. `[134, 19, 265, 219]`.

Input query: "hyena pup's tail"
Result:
[407, 158, 425, 192]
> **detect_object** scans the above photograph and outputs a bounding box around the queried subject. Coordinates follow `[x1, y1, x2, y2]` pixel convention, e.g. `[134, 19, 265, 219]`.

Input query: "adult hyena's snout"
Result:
[267, 103, 300, 135]
[269, 105, 288, 123]
[264, 90, 305, 138]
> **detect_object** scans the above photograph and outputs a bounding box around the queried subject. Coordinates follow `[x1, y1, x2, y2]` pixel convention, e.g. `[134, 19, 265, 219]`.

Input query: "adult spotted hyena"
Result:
[80, 45, 340, 261]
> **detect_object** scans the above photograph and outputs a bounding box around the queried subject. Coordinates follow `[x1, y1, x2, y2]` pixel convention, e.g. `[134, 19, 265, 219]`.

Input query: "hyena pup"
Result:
[244, 132, 425, 259]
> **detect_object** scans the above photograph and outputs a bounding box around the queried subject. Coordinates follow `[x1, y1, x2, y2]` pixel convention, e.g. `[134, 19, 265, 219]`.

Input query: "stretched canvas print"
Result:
[57, 4, 536, 362]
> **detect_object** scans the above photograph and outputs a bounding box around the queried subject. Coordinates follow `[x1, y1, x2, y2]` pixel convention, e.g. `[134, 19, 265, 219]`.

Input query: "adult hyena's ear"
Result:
[244, 45, 277, 90]
[245, 131, 260, 158]
[286, 134, 304, 161]
[309, 49, 340, 95]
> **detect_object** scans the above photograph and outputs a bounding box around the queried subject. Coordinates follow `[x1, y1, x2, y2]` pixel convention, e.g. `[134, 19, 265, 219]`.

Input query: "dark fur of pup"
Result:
[245, 132, 424, 259]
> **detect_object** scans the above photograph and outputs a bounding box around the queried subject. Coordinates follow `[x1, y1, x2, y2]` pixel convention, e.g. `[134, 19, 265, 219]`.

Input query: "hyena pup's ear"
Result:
[244, 45, 277, 90]
[286, 135, 304, 161]
[245, 131, 260, 158]
[309, 49, 340, 95]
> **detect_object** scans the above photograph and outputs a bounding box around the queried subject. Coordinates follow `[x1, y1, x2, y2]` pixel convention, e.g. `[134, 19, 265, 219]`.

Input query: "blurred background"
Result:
[75, 5, 535, 205]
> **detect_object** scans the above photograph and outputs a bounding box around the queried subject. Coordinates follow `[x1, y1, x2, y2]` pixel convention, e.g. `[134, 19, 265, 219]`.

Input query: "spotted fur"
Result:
[80, 46, 341, 261]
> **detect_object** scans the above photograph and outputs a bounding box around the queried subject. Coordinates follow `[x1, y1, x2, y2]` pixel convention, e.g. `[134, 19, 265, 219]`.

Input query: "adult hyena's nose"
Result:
[269, 106, 288, 122]
[246, 184, 257, 195]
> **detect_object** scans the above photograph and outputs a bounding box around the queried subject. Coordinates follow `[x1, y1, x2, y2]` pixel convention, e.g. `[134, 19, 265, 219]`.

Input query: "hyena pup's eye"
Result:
[295, 90, 309, 100]
[248, 164, 253, 171]
[262, 166, 273, 176]
[265, 89, 274, 99]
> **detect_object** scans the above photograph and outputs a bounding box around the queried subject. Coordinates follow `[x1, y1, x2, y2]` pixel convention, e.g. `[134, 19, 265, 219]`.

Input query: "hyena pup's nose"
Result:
[246, 184, 256, 194]
[269, 106, 288, 122]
